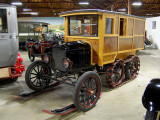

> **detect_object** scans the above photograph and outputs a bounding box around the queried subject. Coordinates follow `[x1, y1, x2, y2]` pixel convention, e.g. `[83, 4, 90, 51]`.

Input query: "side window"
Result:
[152, 21, 156, 29]
[0, 9, 8, 33]
[120, 18, 127, 36]
[28, 23, 34, 33]
[106, 18, 113, 34]
[18, 23, 28, 33]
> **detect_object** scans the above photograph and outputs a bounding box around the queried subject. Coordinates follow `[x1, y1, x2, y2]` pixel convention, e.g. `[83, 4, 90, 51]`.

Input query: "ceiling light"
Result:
[79, 2, 89, 5]
[146, 14, 153, 16]
[11, 2, 22, 6]
[31, 12, 38, 15]
[23, 9, 32, 11]
[118, 8, 126, 11]
[132, 2, 142, 6]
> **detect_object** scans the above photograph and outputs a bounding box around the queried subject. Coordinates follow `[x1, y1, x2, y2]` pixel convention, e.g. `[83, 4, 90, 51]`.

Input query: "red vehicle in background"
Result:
[0, 4, 25, 81]
[26, 31, 64, 62]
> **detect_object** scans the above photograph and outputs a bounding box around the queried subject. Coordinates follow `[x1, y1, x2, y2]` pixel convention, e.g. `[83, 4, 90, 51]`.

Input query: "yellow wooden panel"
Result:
[134, 20, 145, 35]
[60, 12, 102, 17]
[67, 36, 99, 39]
[119, 38, 132, 51]
[127, 18, 133, 36]
[133, 36, 144, 49]
[115, 16, 119, 34]
[64, 16, 69, 42]
[116, 51, 136, 60]
[103, 55, 115, 63]
[98, 14, 105, 66]
[104, 36, 118, 53]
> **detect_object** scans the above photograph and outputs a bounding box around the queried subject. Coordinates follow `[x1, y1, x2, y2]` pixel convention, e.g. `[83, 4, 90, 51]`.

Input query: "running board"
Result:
[11, 82, 61, 100]
[42, 104, 77, 115]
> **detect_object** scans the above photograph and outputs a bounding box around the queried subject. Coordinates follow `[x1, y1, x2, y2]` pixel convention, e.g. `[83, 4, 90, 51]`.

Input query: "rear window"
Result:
[0, 9, 8, 33]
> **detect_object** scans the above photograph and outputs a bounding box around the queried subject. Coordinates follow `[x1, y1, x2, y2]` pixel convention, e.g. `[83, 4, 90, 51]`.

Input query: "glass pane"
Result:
[34, 24, 41, 33]
[0, 9, 8, 33]
[106, 18, 113, 34]
[18, 23, 28, 33]
[69, 15, 98, 37]
[28, 23, 34, 33]
[152, 21, 156, 29]
[41, 24, 48, 33]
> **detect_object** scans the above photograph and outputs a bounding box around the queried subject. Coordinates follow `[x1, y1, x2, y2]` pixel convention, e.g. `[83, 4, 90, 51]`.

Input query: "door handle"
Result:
[0, 36, 5, 40]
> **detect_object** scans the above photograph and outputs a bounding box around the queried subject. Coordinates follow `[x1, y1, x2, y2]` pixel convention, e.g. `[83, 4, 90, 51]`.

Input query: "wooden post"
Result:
[64, 16, 68, 42]
[111, 5, 114, 11]
[128, 0, 132, 14]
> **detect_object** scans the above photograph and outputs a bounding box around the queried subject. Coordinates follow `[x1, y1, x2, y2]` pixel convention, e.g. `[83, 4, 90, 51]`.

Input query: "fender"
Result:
[142, 79, 160, 111]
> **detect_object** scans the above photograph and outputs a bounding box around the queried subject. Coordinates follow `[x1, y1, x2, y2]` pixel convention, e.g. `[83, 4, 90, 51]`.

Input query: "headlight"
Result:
[63, 58, 70, 69]
[35, 44, 39, 49]
[43, 55, 49, 63]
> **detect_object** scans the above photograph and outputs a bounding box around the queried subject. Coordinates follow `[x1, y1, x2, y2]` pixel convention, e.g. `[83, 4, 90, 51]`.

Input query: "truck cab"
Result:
[0, 4, 24, 81]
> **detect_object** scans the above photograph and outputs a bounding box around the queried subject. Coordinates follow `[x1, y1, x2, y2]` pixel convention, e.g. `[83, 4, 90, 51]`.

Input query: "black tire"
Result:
[73, 71, 102, 112]
[145, 110, 158, 120]
[25, 60, 51, 90]
[28, 50, 35, 62]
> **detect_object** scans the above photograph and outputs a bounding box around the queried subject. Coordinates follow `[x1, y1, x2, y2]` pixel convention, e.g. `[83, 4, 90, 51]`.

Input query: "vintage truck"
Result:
[0, 4, 25, 81]
[25, 9, 145, 113]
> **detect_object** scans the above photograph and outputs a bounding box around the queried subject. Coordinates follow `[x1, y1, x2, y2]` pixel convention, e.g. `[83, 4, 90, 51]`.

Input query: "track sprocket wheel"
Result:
[125, 56, 140, 80]
[106, 60, 125, 88]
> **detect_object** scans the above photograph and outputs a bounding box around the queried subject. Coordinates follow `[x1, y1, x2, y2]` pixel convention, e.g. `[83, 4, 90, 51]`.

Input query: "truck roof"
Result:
[0, 3, 16, 8]
[59, 9, 145, 20]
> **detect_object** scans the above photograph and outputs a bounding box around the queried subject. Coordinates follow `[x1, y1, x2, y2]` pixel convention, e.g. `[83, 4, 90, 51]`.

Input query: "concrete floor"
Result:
[0, 49, 160, 120]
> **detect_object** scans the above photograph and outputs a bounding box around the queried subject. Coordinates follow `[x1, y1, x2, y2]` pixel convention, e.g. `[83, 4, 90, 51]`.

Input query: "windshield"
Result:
[69, 15, 98, 37]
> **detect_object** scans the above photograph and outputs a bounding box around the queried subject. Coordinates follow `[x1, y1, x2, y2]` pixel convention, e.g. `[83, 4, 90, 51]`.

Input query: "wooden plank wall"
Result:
[102, 13, 145, 65]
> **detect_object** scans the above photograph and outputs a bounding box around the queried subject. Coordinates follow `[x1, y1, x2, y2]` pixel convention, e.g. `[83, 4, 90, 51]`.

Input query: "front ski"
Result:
[42, 92, 102, 115]
[12, 82, 61, 100]
[42, 104, 77, 115]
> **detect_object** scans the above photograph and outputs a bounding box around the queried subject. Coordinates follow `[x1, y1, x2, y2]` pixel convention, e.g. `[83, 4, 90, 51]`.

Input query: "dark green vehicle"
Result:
[18, 21, 49, 50]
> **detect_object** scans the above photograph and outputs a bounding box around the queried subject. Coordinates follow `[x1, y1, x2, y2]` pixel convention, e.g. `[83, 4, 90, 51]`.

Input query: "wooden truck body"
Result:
[59, 9, 145, 67]
[26, 9, 145, 113]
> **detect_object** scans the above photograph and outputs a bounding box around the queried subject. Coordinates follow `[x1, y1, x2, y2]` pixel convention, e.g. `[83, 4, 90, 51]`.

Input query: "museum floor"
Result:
[0, 48, 159, 120]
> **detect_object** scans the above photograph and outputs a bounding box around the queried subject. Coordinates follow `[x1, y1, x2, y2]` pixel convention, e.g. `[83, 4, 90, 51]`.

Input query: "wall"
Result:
[34, 17, 64, 25]
[145, 17, 160, 49]
[18, 17, 34, 21]
[18, 17, 64, 34]
[18, 17, 64, 25]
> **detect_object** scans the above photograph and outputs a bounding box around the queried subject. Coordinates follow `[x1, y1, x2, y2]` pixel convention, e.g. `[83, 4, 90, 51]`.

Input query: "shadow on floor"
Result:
[136, 51, 153, 56]
[0, 78, 19, 88]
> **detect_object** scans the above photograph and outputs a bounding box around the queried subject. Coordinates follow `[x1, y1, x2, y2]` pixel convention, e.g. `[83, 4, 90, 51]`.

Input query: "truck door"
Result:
[0, 8, 17, 67]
